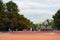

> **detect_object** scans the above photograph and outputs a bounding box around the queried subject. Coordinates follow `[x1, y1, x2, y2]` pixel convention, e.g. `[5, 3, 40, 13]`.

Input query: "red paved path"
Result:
[0, 31, 60, 40]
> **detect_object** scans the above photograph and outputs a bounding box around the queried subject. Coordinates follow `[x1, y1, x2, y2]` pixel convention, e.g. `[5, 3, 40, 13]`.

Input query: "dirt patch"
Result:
[0, 31, 60, 40]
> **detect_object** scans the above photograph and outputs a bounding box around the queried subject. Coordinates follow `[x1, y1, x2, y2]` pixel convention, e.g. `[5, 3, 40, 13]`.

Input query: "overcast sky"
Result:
[3, 0, 60, 24]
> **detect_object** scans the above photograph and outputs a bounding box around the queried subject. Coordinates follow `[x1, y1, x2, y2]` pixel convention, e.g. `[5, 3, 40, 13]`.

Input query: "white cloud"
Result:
[14, 0, 60, 14]
[14, 0, 60, 23]
[21, 9, 55, 15]
[46, 0, 60, 2]
[22, 2, 49, 8]
[4, 0, 60, 23]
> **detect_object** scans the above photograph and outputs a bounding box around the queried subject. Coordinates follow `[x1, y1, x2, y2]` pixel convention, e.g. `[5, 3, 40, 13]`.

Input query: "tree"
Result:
[6, 1, 22, 31]
[0, 0, 9, 31]
[6, 1, 19, 13]
[0, 0, 34, 31]
[0, 0, 5, 31]
[53, 9, 60, 30]
[6, 1, 34, 31]
[48, 20, 54, 29]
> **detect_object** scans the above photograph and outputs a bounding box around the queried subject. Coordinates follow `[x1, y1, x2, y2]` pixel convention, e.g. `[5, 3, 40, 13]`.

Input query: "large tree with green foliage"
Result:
[6, 1, 34, 31]
[0, 0, 9, 31]
[0, 0, 34, 31]
[53, 9, 60, 30]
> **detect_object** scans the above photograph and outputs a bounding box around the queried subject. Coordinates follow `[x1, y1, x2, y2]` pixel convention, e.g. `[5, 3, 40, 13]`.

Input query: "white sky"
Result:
[3, 0, 60, 24]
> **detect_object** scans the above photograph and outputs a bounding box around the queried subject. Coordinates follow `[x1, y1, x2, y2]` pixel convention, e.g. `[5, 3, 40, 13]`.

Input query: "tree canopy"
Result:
[0, 0, 34, 31]
[53, 9, 60, 30]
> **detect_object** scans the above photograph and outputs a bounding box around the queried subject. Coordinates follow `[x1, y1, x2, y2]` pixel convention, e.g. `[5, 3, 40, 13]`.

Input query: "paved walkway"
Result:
[0, 31, 60, 40]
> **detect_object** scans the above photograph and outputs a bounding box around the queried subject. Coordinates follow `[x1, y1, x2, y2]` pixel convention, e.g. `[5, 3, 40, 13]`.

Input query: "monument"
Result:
[44, 19, 49, 29]
[41, 19, 52, 31]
